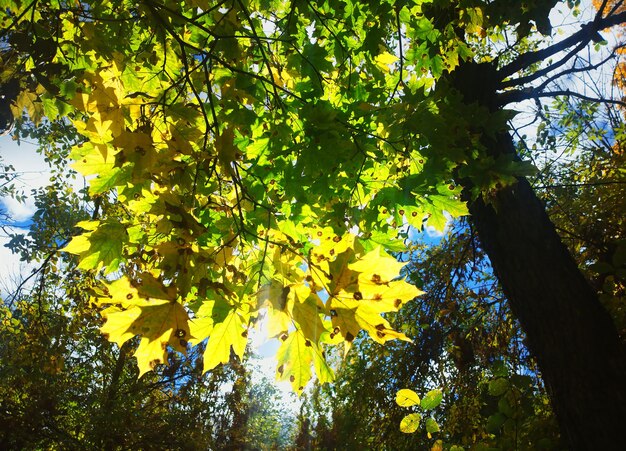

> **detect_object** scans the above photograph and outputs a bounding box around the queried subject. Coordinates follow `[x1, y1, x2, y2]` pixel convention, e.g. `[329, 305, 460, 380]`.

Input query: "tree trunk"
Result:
[469, 138, 626, 449]
[448, 62, 626, 449]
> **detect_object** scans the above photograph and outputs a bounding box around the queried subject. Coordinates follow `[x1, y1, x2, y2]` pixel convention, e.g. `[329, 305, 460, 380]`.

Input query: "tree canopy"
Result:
[1, 0, 626, 448]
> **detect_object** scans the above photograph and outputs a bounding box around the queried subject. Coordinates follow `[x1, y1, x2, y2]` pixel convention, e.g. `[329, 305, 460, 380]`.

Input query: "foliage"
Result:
[0, 287, 293, 449]
[1, 0, 533, 385]
[289, 18, 624, 445]
[593, 0, 626, 90]
[0, 131, 296, 450]
[2, 0, 626, 448]
[395, 388, 442, 435]
[0, 252, 244, 449]
[245, 366, 299, 449]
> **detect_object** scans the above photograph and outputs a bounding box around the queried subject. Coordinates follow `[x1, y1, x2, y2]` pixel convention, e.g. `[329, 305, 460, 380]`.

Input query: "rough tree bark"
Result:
[450, 62, 626, 449]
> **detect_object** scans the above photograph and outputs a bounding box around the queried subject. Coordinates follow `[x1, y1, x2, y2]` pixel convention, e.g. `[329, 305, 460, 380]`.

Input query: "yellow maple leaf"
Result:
[348, 246, 407, 281]
[112, 130, 157, 179]
[309, 228, 354, 265]
[70, 141, 117, 176]
[276, 329, 313, 394]
[374, 51, 398, 72]
[202, 308, 248, 372]
[189, 297, 234, 346]
[10, 89, 44, 125]
[317, 246, 422, 344]
[101, 300, 191, 376]
[97, 276, 191, 376]
[258, 280, 293, 338]
[292, 288, 326, 344]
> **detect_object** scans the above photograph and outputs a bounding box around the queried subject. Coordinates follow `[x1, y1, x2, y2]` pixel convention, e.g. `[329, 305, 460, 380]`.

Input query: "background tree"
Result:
[531, 95, 626, 333]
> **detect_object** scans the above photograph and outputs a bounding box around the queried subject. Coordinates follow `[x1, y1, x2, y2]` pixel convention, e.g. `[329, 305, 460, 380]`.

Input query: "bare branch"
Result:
[500, 39, 588, 89]
[498, 11, 626, 79]
[532, 43, 626, 93]
[498, 87, 626, 107]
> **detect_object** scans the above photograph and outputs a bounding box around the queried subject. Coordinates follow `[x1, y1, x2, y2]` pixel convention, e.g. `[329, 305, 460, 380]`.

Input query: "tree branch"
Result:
[534, 181, 626, 189]
[532, 43, 626, 93]
[498, 87, 626, 107]
[499, 39, 588, 89]
[498, 11, 626, 79]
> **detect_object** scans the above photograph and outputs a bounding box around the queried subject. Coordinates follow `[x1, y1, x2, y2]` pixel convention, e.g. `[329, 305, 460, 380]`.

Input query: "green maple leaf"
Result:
[426, 209, 447, 231]
[70, 141, 130, 194]
[429, 194, 468, 218]
[63, 220, 127, 274]
[421, 185, 468, 231]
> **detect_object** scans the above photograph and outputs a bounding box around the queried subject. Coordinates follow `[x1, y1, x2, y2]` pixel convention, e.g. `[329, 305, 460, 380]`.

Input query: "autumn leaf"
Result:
[275, 329, 313, 394]
[396, 388, 420, 407]
[70, 142, 129, 194]
[101, 300, 191, 376]
[257, 276, 333, 390]
[97, 276, 191, 376]
[374, 52, 398, 72]
[10, 89, 44, 124]
[400, 413, 421, 434]
[258, 280, 294, 338]
[6, 0, 625, 443]
[292, 290, 326, 345]
[202, 308, 248, 372]
[320, 246, 422, 344]
[70, 142, 116, 176]
[348, 246, 407, 281]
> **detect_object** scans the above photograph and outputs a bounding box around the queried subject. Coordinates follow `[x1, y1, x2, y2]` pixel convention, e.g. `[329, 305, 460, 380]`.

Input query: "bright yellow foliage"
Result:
[97, 277, 191, 377]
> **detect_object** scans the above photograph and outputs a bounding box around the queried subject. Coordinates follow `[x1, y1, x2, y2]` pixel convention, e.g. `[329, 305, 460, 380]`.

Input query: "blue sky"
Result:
[0, 136, 46, 294]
